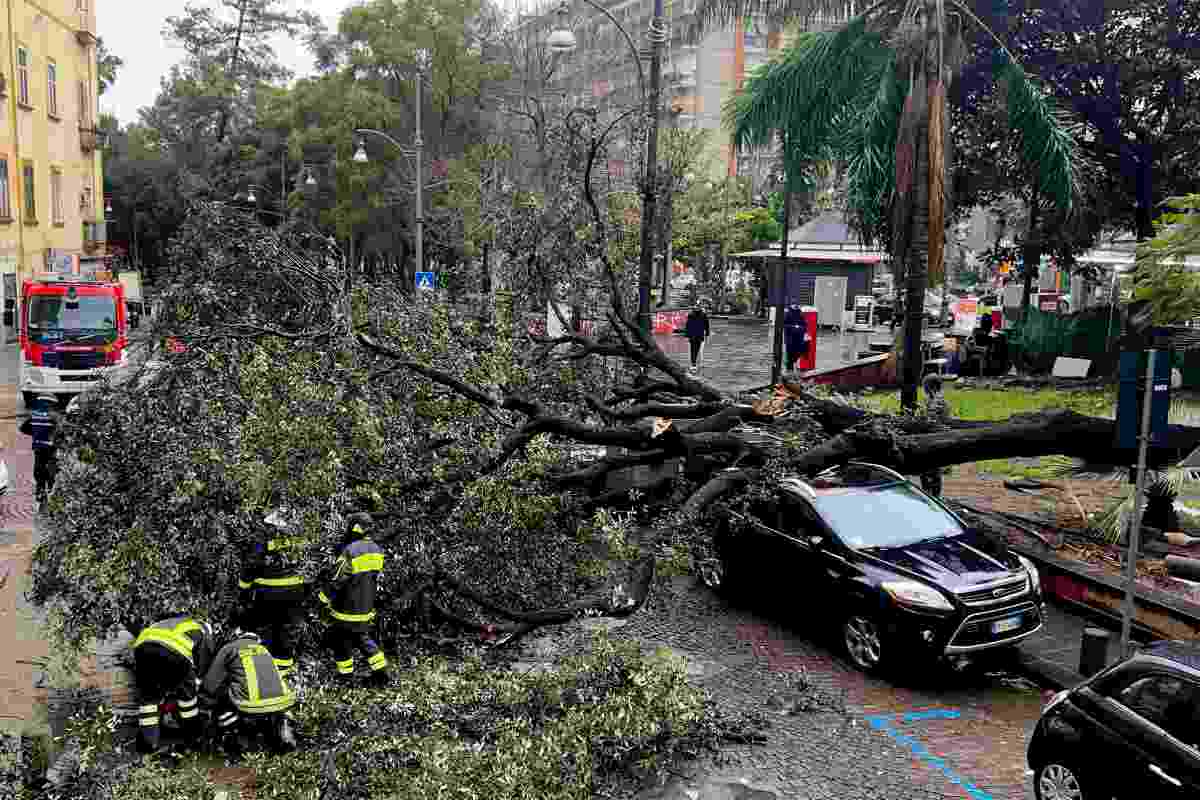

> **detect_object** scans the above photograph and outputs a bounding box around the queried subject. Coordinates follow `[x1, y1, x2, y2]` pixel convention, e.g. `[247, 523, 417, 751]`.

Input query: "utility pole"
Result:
[636, 0, 666, 334]
[1120, 348, 1158, 657]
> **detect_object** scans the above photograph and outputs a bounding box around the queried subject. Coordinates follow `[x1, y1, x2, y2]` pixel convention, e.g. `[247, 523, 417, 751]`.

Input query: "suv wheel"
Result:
[843, 614, 886, 672]
[1034, 761, 1088, 800]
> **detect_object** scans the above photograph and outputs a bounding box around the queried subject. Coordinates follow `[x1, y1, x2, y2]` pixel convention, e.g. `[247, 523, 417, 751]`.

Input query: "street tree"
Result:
[712, 0, 1082, 408]
[164, 0, 321, 144]
[1132, 193, 1200, 324]
[96, 38, 123, 96]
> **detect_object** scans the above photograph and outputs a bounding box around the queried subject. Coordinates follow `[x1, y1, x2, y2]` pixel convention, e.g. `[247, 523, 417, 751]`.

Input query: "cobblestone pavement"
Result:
[579, 576, 1043, 799]
[652, 319, 861, 394]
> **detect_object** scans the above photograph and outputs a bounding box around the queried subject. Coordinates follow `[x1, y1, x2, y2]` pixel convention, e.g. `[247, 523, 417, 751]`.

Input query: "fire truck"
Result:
[19, 272, 129, 407]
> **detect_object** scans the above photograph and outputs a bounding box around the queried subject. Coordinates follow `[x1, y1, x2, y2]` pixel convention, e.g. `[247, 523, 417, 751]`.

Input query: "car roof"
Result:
[1140, 641, 1200, 674]
[780, 462, 907, 498]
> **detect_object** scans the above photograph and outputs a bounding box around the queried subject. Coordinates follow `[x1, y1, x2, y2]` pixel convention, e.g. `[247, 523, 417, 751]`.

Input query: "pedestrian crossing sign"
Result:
[415, 271, 436, 291]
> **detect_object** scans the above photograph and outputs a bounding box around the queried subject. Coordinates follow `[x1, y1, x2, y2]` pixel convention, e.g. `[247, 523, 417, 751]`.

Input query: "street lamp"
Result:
[548, 0, 666, 335]
[353, 49, 430, 277]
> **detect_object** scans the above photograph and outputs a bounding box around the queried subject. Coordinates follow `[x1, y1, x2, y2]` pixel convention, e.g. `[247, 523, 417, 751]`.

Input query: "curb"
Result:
[1015, 649, 1083, 691]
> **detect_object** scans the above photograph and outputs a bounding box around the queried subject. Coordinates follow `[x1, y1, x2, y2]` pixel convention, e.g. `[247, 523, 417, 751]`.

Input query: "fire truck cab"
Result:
[19, 272, 129, 407]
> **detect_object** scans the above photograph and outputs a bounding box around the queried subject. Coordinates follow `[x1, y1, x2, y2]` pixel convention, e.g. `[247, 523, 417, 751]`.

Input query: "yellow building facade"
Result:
[0, 0, 104, 294]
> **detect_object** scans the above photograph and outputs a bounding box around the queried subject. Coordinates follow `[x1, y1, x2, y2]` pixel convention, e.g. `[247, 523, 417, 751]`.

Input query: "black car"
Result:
[1028, 641, 1200, 799]
[709, 462, 1045, 672]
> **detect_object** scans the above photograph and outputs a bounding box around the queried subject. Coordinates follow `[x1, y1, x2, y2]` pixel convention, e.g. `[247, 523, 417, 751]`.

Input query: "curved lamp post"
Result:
[548, 0, 667, 335]
[353, 49, 431, 278]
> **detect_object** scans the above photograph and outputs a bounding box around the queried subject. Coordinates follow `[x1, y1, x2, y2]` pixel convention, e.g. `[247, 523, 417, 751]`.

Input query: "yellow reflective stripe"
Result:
[173, 620, 201, 637]
[138, 704, 158, 714]
[334, 658, 354, 674]
[134, 628, 194, 661]
[139, 717, 159, 727]
[254, 575, 305, 587]
[178, 708, 199, 719]
[273, 658, 294, 667]
[317, 591, 330, 605]
[238, 693, 295, 714]
[330, 608, 375, 623]
[350, 553, 384, 573]
[238, 579, 254, 590]
[240, 645, 264, 706]
[176, 698, 197, 709]
[367, 652, 388, 670]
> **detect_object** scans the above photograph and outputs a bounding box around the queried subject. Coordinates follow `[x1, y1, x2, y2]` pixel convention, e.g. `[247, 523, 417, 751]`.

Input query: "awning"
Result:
[729, 247, 885, 264]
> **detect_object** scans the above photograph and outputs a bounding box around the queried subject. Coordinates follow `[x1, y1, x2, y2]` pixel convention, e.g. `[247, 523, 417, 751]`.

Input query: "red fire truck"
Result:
[19, 273, 129, 407]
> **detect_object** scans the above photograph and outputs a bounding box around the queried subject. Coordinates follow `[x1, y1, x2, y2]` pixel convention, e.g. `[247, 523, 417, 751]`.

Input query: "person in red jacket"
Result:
[318, 513, 390, 687]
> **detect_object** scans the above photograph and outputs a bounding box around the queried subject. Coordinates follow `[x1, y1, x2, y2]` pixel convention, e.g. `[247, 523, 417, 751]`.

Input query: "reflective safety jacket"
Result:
[132, 616, 215, 673]
[201, 632, 295, 715]
[318, 537, 384, 629]
[238, 533, 307, 604]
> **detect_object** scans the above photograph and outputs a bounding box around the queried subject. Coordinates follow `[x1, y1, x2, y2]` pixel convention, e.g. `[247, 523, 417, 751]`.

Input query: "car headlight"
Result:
[881, 580, 954, 612]
[1017, 555, 1041, 594]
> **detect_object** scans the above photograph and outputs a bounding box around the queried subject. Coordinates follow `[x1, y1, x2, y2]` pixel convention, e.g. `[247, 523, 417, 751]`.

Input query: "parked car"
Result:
[707, 462, 1045, 672]
[1028, 640, 1200, 799]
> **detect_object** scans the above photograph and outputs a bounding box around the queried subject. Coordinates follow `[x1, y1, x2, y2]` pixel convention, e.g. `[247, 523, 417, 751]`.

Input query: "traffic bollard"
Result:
[1079, 627, 1111, 678]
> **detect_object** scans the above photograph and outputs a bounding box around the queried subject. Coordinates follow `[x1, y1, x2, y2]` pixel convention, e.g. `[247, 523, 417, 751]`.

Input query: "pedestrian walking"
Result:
[130, 614, 216, 754]
[20, 395, 60, 507]
[783, 303, 810, 372]
[317, 512, 390, 688]
[237, 511, 307, 679]
[920, 373, 949, 498]
[684, 305, 710, 372]
[200, 628, 297, 758]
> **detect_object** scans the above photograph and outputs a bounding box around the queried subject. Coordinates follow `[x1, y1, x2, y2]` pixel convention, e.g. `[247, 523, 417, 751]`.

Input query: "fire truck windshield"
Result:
[28, 295, 118, 344]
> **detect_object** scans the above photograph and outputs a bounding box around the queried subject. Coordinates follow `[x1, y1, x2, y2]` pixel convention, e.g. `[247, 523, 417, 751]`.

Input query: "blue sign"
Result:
[415, 271, 436, 290]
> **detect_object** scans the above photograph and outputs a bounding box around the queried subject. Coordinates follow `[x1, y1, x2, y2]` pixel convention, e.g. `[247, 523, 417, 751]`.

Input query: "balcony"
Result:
[75, 12, 97, 46]
[82, 221, 106, 254]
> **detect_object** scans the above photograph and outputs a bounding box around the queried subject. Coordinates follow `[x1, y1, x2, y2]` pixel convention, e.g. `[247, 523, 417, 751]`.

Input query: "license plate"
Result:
[992, 615, 1022, 635]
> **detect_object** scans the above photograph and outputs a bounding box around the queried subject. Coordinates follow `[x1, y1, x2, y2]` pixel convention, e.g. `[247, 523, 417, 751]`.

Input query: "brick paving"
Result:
[583, 576, 1043, 799]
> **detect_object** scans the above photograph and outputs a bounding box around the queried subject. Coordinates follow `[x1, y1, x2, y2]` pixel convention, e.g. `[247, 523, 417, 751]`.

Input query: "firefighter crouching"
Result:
[130, 615, 216, 754]
[200, 628, 297, 757]
[318, 512, 390, 688]
[238, 514, 307, 679]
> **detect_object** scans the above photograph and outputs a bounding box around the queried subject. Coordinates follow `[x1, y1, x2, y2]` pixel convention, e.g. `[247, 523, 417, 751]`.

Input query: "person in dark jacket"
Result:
[200, 628, 297, 757]
[317, 512, 390, 687]
[130, 614, 216, 754]
[684, 305, 710, 371]
[238, 513, 307, 679]
[783, 304, 810, 372]
[20, 395, 60, 506]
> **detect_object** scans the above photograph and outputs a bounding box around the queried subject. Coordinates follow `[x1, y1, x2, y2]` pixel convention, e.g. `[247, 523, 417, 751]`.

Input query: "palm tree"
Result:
[703, 0, 1082, 408]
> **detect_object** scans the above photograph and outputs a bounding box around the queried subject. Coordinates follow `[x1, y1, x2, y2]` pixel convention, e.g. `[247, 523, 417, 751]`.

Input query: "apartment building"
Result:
[0, 0, 105, 297]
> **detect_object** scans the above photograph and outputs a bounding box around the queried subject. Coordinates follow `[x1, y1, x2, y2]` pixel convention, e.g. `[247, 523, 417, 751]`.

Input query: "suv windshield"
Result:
[813, 482, 965, 549]
[28, 295, 117, 344]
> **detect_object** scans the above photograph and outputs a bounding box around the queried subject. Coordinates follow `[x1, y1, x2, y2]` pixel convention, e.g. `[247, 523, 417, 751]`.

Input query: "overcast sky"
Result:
[98, 0, 348, 125]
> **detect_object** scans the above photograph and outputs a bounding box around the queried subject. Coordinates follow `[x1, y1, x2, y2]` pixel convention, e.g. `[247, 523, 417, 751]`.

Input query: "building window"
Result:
[47, 62, 58, 117]
[50, 169, 63, 224]
[16, 47, 30, 107]
[0, 160, 10, 220]
[22, 161, 35, 222]
[81, 185, 93, 217]
[78, 80, 90, 128]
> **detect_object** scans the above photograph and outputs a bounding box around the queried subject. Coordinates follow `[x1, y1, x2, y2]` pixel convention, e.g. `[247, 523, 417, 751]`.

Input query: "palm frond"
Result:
[723, 16, 890, 179]
[839, 54, 905, 247]
[695, 0, 892, 37]
[995, 59, 1082, 216]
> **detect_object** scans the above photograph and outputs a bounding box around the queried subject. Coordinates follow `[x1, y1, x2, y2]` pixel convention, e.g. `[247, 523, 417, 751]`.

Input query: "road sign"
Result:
[415, 271, 436, 291]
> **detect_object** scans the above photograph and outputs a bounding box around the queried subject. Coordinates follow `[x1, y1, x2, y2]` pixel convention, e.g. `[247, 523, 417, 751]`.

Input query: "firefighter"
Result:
[200, 628, 297, 758]
[130, 614, 216, 754]
[238, 511, 307, 679]
[317, 512, 390, 687]
[19, 394, 60, 507]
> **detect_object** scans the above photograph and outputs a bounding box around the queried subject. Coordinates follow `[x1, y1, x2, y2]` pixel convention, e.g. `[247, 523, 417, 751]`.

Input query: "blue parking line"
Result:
[865, 710, 994, 800]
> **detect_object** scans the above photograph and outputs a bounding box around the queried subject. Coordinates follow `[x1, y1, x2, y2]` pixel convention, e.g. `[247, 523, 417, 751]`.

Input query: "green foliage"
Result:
[96, 38, 123, 97]
[1133, 194, 1200, 324]
[51, 637, 762, 800]
[859, 386, 1114, 420]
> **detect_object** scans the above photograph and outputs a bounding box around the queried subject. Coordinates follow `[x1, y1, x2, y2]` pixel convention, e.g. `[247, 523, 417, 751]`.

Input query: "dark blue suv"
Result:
[1028, 641, 1200, 799]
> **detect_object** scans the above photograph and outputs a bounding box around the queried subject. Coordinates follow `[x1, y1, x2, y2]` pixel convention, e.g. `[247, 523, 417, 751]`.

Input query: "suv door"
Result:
[774, 493, 853, 603]
[1107, 672, 1200, 797]
[717, 493, 788, 595]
